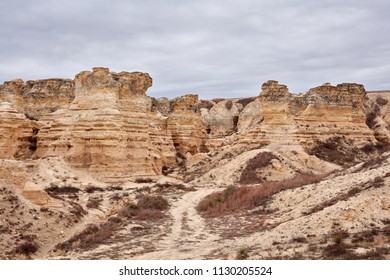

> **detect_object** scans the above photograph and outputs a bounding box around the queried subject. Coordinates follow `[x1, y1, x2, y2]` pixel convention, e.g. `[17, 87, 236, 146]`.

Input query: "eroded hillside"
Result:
[1, 68, 389, 259]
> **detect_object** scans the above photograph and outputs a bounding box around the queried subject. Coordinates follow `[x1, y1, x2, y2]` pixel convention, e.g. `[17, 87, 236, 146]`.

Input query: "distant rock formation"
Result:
[0, 68, 387, 184]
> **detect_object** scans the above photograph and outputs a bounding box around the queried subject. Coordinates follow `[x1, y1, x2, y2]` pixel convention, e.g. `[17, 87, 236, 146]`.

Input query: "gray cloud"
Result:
[0, 0, 389, 98]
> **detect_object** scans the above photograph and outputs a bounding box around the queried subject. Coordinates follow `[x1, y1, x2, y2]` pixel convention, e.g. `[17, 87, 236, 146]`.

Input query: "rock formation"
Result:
[0, 68, 386, 187]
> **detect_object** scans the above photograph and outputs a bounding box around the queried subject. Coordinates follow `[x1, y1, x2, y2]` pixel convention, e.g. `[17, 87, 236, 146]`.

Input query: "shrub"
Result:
[86, 197, 102, 209]
[85, 185, 104, 193]
[237, 97, 256, 108]
[322, 243, 348, 258]
[45, 184, 80, 195]
[236, 247, 249, 260]
[137, 195, 169, 210]
[135, 178, 154, 184]
[117, 195, 169, 221]
[15, 241, 39, 255]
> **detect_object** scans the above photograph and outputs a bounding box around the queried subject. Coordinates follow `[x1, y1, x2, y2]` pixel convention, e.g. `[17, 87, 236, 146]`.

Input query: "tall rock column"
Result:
[35, 67, 156, 182]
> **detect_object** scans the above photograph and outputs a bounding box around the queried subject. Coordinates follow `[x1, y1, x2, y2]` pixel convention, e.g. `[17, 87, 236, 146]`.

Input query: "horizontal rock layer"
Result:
[1, 69, 387, 185]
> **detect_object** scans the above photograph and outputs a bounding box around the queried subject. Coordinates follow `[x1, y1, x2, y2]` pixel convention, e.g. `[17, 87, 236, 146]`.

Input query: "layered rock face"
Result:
[365, 91, 390, 143]
[0, 68, 384, 186]
[0, 78, 74, 119]
[35, 68, 159, 182]
[230, 80, 376, 147]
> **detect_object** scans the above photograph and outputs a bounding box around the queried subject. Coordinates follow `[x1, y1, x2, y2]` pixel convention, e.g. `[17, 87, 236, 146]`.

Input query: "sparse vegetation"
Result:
[86, 197, 102, 209]
[45, 184, 80, 195]
[118, 194, 169, 220]
[85, 185, 104, 193]
[135, 178, 154, 184]
[236, 247, 249, 260]
[198, 174, 324, 217]
[15, 241, 39, 255]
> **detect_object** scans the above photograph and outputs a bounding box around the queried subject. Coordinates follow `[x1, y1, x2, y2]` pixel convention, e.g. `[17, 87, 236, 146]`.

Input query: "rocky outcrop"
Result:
[0, 78, 74, 120]
[35, 68, 159, 182]
[0, 68, 383, 185]
[241, 81, 375, 146]
[365, 91, 390, 143]
[0, 102, 37, 159]
[167, 94, 205, 156]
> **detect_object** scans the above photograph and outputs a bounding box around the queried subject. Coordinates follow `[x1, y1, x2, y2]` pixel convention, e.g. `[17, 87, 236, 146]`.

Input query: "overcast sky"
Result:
[1, 0, 389, 99]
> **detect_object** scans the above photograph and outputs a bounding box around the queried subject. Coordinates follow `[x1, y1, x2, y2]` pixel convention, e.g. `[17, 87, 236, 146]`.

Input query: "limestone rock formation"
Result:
[0, 78, 74, 120]
[35, 68, 158, 182]
[0, 102, 37, 159]
[0, 68, 384, 187]
[365, 91, 390, 143]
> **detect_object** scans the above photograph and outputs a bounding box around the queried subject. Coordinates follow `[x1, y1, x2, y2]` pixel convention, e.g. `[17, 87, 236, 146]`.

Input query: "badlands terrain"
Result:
[1, 67, 390, 260]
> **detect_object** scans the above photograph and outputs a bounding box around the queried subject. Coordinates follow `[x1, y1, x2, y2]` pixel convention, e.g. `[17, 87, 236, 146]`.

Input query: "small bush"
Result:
[236, 247, 249, 260]
[45, 184, 80, 195]
[108, 185, 123, 191]
[308, 136, 360, 166]
[135, 178, 154, 184]
[15, 241, 39, 255]
[86, 197, 102, 209]
[85, 186, 104, 193]
[117, 195, 169, 221]
[323, 243, 348, 258]
[154, 182, 186, 192]
[137, 195, 169, 210]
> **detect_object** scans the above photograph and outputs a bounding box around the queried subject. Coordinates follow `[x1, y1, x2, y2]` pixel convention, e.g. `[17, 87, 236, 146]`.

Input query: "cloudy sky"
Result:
[0, 0, 389, 98]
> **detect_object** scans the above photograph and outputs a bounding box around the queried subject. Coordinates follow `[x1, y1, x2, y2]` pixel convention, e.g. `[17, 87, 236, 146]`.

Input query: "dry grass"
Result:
[135, 178, 154, 184]
[118, 194, 169, 221]
[198, 174, 324, 217]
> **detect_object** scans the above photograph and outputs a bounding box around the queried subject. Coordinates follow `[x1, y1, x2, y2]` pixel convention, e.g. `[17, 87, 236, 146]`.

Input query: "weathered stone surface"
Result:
[167, 94, 205, 155]
[241, 81, 375, 146]
[0, 78, 74, 119]
[35, 68, 157, 182]
[0, 69, 383, 185]
[365, 91, 390, 143]
[0, 102, 37, 159]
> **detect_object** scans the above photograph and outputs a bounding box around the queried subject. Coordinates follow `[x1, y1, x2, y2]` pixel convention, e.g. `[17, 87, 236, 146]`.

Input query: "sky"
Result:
[0, 0, 389, 99]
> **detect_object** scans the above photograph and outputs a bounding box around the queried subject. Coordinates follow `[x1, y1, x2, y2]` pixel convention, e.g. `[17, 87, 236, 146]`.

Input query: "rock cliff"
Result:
[0, 68, 387, 188]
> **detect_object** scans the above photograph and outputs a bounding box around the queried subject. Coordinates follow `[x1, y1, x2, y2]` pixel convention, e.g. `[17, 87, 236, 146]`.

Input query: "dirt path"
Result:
[132, 187, 222, 259]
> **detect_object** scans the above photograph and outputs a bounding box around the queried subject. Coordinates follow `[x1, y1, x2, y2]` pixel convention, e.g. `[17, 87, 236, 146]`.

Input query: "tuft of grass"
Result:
[236, 247, 250, 260]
